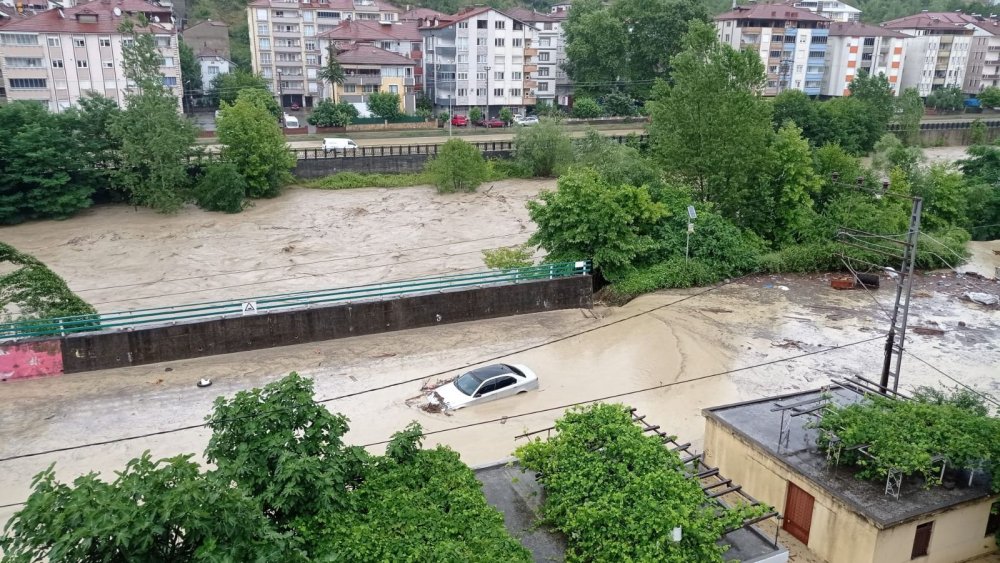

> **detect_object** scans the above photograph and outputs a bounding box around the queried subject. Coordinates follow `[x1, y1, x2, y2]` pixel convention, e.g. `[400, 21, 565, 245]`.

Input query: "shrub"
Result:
[194, 162, 247, 213]
[499, 107, 514, 124]
[217, 90, 295, 199]
[425, 138, 490, 193]
[469, 106, 484, 123]
[483, 244, 534, 269]
[602, 92, 637, 116]
[612, 258, 720, 295]
[514, 118, 574, 177]
[570, 97, 603, 119]
[302, 171, 434, 189]
[366, 92, 402, 120]
[308, 99, 358, 127]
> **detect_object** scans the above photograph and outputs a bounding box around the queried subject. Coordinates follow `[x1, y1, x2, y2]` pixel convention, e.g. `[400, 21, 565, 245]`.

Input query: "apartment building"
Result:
[715, 3, 831, 96]
[957, 15, 1000, 93]
[883, 12, 974, 96]
[787, 0, 860, 23]
[0, 0, 181, 111]
[246, 0, 400, 108]
[507, 7, 570, 104]
[316, 18, 422, 92]
[823, 21, 907, 96]
[420, 7, 539, 116]
[323, 43, 414, 111]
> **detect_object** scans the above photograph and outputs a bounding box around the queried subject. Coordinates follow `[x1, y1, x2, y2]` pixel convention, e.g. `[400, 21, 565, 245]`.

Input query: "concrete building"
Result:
[317, 18, 422, 91]
[323, 43, 414, 113]
[883, 12, 975, 96]
[0, 0, 181, 111]
[703, 387, 1000, 563]
[246, 0, 400, 108]
[715, 3, 832, 96]
[956, 15, 1000, 93]
[506, 8, 565, 104]
[181, 20, 230, 87]
[419, 7, 539, 117]
[788, 0, 860, 22]
[823, 21, 907, 96]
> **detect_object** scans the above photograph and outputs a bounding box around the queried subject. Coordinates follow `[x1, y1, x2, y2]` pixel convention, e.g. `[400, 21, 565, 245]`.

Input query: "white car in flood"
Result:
[428, 364, 538, 410]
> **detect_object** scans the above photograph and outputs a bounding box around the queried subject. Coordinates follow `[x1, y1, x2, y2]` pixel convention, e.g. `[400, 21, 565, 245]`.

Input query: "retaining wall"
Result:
[293, 150, 513, 178]
[1, 276, 592, 380]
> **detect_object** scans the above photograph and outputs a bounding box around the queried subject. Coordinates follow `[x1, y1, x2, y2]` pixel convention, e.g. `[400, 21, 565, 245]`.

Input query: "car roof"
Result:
[462, 363, 517, 383]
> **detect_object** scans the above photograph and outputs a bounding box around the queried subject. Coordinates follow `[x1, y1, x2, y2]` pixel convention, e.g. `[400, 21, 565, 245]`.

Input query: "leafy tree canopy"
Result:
[425, 138, 490, 193]
[217, 89, 295, 198]
[366, 91, 403, 120]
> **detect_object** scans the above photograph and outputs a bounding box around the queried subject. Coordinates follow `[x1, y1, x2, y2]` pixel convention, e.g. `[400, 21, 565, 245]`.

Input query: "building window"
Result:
[77, 60, 88, 68]
[389, 84, 398, 93]
[511, 71, 521, 79]
[303, 10, 313, 22]
[495, 38, 505, 47]
[494, 20, 505, 29]
[539, 52, 550, 62]
[52, 59, 64, 68]
[543, 22, 552, 30]
[208, 65, 220, 75]
[457, 72, 468, 80]
[458, 21, 468, 28]
[457, 88, 466, 96]
[770, 50, 781, 58]
[512, 38, 522, 47]
[362, 84, 378, 93]
[477, 37, 486, 46]
[476, 71, 486, 80]
[458, 54, 468, 63]
[861, 53, 873, 61]
[304, 25, 315, 36]
[99, 37, 111, 47]
[103, 60, 114, 68]
[9, 78, 47, 89]
[258, 23, 269, 35]
[306, 54, 317, 64]
[493, 87, 503, 96]
[257, 8, 268, 20]
[477, 19, 487, 29]
[509, 88, 520, 96]
[476, 87, 486, 95]
[477, 55, 487, 63]
[0, 33, 38, 46]
[317, 11, 340, 19]
[162, 57, 174, 67]
[494, 71, 504, 79]
[123, 38, 134, 48]
[987, 502, 1000, 537]
[162, 76, 178, 87]
[538, 66, 549, 76]
[513, 21, 522, 30]
[261, 52, 272, 63]
[260, 38, 271, 49]
[537, 81, 548, 91]
[380, 40, 392, 50]
[4, 57, 43, 68]
[47, 36, 60, 47]
[539, 37, 550, 47]
[73, 37, 85, 47]
[306, 41, 317, 50]
[343, 84, 356, 93]
[494, 55, 504, 65]
[911, 522, 932, 559]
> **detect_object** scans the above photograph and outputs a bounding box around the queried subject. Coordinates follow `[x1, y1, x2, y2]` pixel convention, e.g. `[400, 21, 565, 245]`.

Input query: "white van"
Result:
[323, 138, 359, 153]
[283, 114, 299, 128]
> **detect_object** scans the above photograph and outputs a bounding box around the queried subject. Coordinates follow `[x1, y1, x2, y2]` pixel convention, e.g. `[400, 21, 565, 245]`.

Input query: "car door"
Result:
[490, 376, 519, 400]
[473, 379, 498, 403]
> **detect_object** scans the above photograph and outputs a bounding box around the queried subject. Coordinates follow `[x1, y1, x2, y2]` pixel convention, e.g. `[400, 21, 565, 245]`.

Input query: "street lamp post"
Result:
[485, 65, 491, 120]
[448, 94, 453, 137]
[277, 70, 284, 126]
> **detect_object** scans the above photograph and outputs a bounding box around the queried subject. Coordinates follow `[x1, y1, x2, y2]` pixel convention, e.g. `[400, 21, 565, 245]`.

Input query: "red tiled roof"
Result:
[335, 43, 415, 65]
[715, 3, 830, 22]
[0, 0, 174, 34]
[247, 0, 399, 12]
[421, 6, 530, 30]
[400, 7, 445, 21]
[882, 12, 977, 31]
[317, 18, 420, 41]
[827, 21, 907, 38]
[505, 7, 559, 23]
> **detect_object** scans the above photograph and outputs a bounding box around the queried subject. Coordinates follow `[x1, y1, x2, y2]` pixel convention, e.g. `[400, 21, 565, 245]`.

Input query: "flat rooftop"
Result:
[704, 387, 995, 529]
[474, 459, 787, 562]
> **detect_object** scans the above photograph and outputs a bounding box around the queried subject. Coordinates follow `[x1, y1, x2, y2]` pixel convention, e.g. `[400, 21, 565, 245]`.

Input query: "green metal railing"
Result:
[0, 261, 591, 341]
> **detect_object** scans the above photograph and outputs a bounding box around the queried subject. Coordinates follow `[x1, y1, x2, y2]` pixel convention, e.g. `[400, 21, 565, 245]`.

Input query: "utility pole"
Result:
[485, 65, 492, 120]
[277, 69, 284, 125]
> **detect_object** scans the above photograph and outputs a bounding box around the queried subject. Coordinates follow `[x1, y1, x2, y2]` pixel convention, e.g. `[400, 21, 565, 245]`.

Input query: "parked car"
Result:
[427, 363, 538, 410]
[476, 117, 505, 128]
[283, 114, 300, 128]
[323, 138, 359, 153]
[451, 114, 469, 126]
[513, 115, 539, 126]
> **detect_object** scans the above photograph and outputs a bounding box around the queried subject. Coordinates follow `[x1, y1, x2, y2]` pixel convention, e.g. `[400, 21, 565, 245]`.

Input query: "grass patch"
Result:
[299, 159, 530, 190]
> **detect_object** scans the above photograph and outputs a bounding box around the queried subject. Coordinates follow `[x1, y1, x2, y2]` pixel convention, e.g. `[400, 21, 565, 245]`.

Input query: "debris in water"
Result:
[913, 326, 946, 336]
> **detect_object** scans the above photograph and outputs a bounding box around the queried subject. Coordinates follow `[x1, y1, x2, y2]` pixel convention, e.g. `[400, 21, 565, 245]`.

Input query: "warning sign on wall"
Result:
[241, 301, 258, 315]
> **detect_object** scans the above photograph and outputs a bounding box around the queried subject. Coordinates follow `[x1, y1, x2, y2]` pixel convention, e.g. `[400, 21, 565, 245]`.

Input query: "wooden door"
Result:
[783, 482, 815, 545]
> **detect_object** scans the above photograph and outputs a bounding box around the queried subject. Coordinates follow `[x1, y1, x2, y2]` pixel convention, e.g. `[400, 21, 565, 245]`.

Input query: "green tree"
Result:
[483, 244, 534, 269]
[77, 92, 124, 169]
[960, 145, 1000, 240]
[926, 86, 964, 111]
[870, 133, 923, 179]
[499, 106, 514, 124]
[812, 142, 864, 209]
[912, 164, 970, 231]
[771, 90, 821, 140]
[575, 130, 663, 189]
[209, 69, 273, 108]
[979, 85, 1000, 108]
[514, 118, 574, 177]
[756, 122, 820, 244]
[970, 119, 988, 146]
[895, 87, 925, 147]
[602, 91, 637, 116]
[0, 242, 97, 320]
[571, 97, 603, 118]
[217, 88, 295, 198]
[307, 98, 358, 127]
[527, 168, 668, 280]
[366, 91, 403, 120]
[425, 138, 490, 193]
[194, 162, 247, 213]
[816, 97, 883, 155]
[848, 71, 894, 134]
[648, 20, 772, 218]
[468, 106, 484, 123]
[113, 32, 197, 212]
[319, 46, 346, 100]
[179, 37, 203, 108]
[0, 454, 285, 562]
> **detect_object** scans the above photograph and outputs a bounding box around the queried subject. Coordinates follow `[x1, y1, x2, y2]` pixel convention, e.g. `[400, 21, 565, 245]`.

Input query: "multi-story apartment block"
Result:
[323, 43, 414, 112]
[507, 7, 569, 105]
[954, 15, 1000, 93]
[420, 7, 539, 116]
[247, 0, 400, 108]
[822, 22, 907, 96]
[883, 12, 974, 96]
[317, 18, 422, 91]
[787, 0, 860, 23]
[715, 4, 831, 96]
[0, 0, 181, 110]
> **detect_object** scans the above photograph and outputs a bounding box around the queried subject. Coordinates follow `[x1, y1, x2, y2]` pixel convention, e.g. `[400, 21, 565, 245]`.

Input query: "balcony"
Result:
[523, 95, 536, 105]
[523, 64, 537, 73]
[524, 79, 537, 88]
[524, 48, 538, 56]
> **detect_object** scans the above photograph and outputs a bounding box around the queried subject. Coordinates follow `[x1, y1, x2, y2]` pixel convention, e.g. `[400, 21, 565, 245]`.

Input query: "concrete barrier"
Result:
[294, 150, 513, 178]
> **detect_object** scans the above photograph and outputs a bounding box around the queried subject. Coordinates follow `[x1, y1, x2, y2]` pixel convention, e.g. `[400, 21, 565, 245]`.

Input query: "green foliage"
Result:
[870, 134, 923, 178]
[499, 106, 514, 124]
[483, 244, 535, 269]
[613, 258, 721, 294]
[812, 142, 864, 209]
[816, 393, 1000, 493]
[912, 385, 990, 417]
[602, 91, 637, 116]
[515, 404, 770, 562]
[980, 86, 1000, 108]
[302, 171, 435, 189]
[752, 121, 820, 244]
[848, 72, 895, 133]
[528, 168, 668, 280]
[114, 33, 197, 213]
[816, 96, 884, 155]
[217, 89, 295, 199]
[895, 87, 925, 147]
[960, 145, 1000, 239]
[318, 46, 346, 87]
[912, 164, 970, 231]
[194, 162, 247, 213]
[970, 119, 988, 146]
[425, 138, 490, 193]
[648, 20, 772, 217]
[366, 91, 403, 120]
[926, 86, 964, 111]
[205, 373, 368, 528]
[468, 106, 484, 123]
[514, 118, 575, 177]
[575, 130, 662, 189]
[772, 90, 821, 140]
[570, 97, 603, 118]
[0, 243, 97, 321]
[179, 37, 203, 101]
[416, 93, 434, 115]
[0, 453, 285, 562]
[533, 99, 559, 117]
[210, 70, 273, 109]
[308, 98, 358, 127]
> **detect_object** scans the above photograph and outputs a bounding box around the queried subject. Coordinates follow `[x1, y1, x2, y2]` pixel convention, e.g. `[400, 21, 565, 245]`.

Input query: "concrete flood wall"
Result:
[1, 276, 592, 380]
[293, 150, 513, 178]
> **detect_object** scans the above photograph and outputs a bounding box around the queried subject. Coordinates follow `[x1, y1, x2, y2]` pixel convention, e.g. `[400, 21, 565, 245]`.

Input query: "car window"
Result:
[476, 380, 497, 395]
[493, 376, 517, 391]
[455, 373, 481, 395]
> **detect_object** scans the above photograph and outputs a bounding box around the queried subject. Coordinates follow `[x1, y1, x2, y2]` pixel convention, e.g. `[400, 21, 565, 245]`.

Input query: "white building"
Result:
[246, 0, 400, 108]
[420, 7, 539, 116]
[823, 21, 908, 96]
[883, 12, 975, 96]
[0, 0, 181, 111]
[789, 0, 861, 23]
[197, 51, 230, 85]
[507, 8, 566, 104]
[715, 3, 832, 96]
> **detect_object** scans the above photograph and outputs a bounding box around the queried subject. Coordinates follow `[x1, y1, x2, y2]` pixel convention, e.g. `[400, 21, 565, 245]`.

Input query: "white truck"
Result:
[323, 138, 360, 154]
